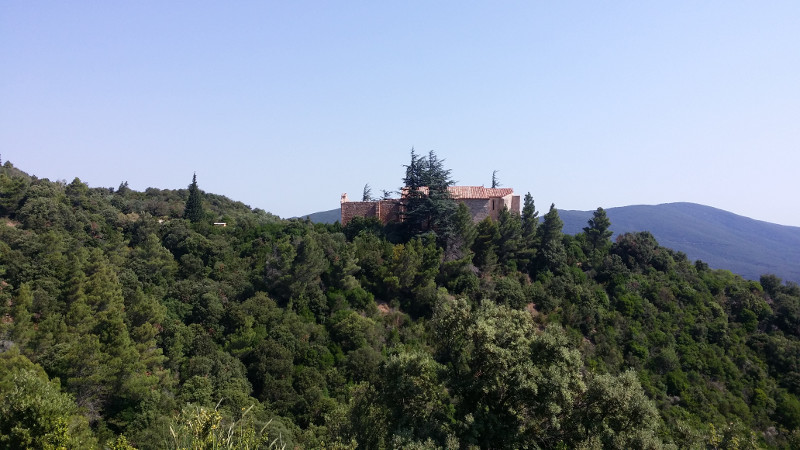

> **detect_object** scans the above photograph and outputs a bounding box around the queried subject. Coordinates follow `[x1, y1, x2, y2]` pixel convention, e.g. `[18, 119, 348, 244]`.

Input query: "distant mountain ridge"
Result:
[300, 208, 340, 224]
[304, 202, 800, 283]
[559, 203, 799, 282]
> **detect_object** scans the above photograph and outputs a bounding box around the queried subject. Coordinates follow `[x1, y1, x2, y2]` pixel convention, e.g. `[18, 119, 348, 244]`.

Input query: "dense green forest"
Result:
[2, 154, 800, 449]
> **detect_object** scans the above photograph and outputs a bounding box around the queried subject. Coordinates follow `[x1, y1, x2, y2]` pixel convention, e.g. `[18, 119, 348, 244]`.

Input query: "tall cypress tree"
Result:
[183, 173, 204, 223]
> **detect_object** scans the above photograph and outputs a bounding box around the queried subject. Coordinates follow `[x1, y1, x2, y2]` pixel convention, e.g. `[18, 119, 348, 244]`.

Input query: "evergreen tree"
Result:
[491, 170, 500, 188]
[583, 207, 613, 256]
[183, 173, 204, 223]
[421, 150, 453, 190]
[446, 202, 477, 261]
[402, 148, 424, 191]
[496, 206, 522, 271]
[521, 192, 538, 242]
[401, 148, 427, 234]
[10, 283, 34, 347]
[472, 217, 500, 272]
[539, 204, 563, 250]
[0, 168, 30, 217]
[535, 203, 567, 275]
[518, 193, 539, 271]
[362, 184, 373, 202]
[400, 149, 457, 244]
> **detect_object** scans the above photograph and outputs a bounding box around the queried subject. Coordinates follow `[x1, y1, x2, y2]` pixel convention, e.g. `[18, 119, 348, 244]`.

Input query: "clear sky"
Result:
[2, 2, 799, 226]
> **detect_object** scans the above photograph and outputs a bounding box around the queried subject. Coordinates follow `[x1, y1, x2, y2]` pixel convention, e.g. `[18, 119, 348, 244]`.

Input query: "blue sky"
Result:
[2, 2, 799, 226]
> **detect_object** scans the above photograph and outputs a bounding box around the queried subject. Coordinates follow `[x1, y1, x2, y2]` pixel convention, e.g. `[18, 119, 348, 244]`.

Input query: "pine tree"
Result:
[519, 193, 539, 271]
[183, 173, 204, 223]
[583, 207, 613, 255]
[521, 193, 538, 242]
[446, 202, 478, 261]
[535, 204, 567, 275]
[539, 204, 563, 248]
[10, 283, 34, 347]
[497, 206, 522, 271]
[491, 170, 500, 188]
[473, 217, 500, 272]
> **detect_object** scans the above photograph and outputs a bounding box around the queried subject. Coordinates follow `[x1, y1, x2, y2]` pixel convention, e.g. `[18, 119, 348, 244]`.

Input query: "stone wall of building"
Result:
[461, 196, 522, 223]
[341, 201, 377, 226]
[376, 200, 402, 224]
[511, 195, 520, 215]
[460, 198, 490, 222]
[341, 200, 402, 226]
[341, 188, 521, 225]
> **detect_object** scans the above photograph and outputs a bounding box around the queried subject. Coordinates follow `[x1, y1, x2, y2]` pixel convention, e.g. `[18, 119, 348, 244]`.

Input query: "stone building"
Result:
[340, 186, 520, 226]
[339, 194, 402, 226]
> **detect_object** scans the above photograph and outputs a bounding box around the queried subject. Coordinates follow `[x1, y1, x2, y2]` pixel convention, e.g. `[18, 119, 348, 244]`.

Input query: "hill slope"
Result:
[559, 202, 800, 282]
[298, 208, 340, 223]
[4, 162, 800, 448]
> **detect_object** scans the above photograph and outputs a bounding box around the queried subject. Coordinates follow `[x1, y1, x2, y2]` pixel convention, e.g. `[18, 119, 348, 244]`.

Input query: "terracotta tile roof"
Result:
[408, 186, 513, 199]
[447, 186, 514, 199]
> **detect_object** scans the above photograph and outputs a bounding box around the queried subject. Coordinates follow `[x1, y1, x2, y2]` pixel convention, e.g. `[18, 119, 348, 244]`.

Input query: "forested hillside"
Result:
[2, 156, 800, 449]
[558, 204, 800, 283]
[308, 203, 800, 284]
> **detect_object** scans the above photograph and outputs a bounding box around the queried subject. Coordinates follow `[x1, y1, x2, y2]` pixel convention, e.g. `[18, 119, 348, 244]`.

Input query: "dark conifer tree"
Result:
[446, 202, 477, 261]
[402, 148, 424, 191]
[400, 149, 457, 244]
[521, 193, 538, 244]
[583, 207, 613, 255]
[496, 206, 522, 271]
[401, 148, 426, 233]
[517, 193, 539, 272]
[535, 203, 567, 275]
[183, 173, 204, 223]
[539, 204, 562, 247]
[422, 150, 453, 190]
[473, 217, 500, 272]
